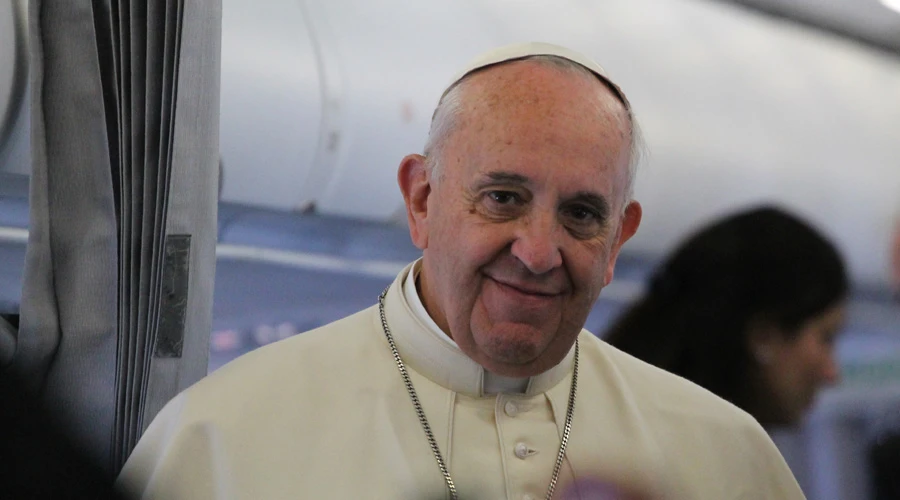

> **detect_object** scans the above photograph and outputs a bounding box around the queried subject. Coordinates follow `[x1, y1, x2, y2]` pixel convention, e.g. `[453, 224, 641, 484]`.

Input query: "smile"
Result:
[488, 276, 561, 299]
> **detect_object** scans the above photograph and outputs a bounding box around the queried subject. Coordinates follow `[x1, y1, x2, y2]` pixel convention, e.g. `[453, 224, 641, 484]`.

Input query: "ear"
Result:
[603, 201, 642, 286]
[397, 154, 431, 250]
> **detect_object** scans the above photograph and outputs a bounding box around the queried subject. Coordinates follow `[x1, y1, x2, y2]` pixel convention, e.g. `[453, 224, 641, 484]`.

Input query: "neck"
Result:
[743, 370, 796, 428]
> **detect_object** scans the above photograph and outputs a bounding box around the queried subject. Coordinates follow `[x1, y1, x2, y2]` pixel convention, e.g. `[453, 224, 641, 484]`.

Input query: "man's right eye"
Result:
[487, 191, 518, 205]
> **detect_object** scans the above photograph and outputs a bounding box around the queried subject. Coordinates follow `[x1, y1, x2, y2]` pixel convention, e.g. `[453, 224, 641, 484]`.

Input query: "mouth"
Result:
[487, 276, 562, 298]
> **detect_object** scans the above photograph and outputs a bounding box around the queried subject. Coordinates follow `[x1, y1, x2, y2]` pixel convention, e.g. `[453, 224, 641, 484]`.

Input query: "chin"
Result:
[473, 323, 567, 373]
[481, 336, 543, 365]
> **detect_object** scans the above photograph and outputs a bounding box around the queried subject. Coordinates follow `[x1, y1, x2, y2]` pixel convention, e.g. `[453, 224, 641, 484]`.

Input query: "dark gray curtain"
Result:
[10, 0, 220, 476]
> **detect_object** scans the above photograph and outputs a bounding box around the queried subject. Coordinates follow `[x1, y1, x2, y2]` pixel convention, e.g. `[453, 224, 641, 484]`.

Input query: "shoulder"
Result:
[118, 305, 407, 496]
[578, 333, 779, 455]
[215, 305, 383, 373]
[578, 333, 803, 497]
[167, 305, 389, 419]
[579, 332, 749, 422]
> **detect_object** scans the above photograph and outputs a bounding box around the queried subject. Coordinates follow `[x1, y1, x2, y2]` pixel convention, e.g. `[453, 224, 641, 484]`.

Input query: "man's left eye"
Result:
[566, 206, 596, 221]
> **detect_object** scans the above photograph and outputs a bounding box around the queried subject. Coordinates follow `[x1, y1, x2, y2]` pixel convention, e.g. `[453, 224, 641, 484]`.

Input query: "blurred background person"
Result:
[605, 205, 848, 427]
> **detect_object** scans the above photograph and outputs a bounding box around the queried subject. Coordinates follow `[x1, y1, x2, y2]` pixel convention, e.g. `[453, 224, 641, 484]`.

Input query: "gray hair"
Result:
[423, 55, 645, 206]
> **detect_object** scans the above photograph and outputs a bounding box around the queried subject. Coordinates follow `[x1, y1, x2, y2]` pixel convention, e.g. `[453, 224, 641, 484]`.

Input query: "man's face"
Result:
[400, 61, 641, 377]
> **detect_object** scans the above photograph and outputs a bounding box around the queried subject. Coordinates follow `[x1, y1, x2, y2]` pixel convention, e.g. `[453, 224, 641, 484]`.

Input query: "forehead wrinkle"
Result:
[452, 64, 630, 160]
[464, 61, 628, 128]
[478, 171, 529, 186]
[438, 61, 634, 211]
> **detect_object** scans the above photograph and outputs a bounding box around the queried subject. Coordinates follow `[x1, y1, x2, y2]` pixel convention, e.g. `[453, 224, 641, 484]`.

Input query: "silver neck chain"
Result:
[378, 287, 579, 500]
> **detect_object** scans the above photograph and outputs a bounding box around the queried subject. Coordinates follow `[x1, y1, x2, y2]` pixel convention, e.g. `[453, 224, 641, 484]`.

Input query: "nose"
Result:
[509, 211, 563, 275]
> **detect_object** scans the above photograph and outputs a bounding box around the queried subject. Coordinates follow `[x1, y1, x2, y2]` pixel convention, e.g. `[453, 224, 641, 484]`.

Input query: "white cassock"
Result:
[117, 261, 805, 500]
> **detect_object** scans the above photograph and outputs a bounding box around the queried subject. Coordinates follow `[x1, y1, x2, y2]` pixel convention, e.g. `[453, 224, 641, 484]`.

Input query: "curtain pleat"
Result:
[141, 0, 219, 441]
[14, 0, 220, 476]
[18, 0, 121, 472]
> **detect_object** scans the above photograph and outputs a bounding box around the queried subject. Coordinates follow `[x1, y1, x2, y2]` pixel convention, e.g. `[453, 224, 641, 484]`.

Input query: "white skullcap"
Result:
[440, 41, 630, 110]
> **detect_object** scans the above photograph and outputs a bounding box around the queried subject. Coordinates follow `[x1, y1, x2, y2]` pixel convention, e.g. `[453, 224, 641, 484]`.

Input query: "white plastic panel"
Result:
[299, 0, 504, 220]
[1, 0, 898, 286]
[566, 0, 900, 288]
[294, 0, 900, 287]
[218, 0, 322, 210]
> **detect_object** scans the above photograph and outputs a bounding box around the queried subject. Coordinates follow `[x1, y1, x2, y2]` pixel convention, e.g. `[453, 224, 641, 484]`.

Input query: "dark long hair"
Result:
[604, 206, 848, 415]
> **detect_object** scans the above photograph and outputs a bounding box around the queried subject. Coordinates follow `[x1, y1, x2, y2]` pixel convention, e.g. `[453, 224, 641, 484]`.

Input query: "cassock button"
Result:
[504, 400, 519, 417]
[514, 442, 535, 459]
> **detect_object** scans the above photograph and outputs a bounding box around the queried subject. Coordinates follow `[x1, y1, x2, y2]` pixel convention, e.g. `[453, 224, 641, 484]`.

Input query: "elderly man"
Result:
[118, 43, 805, 500]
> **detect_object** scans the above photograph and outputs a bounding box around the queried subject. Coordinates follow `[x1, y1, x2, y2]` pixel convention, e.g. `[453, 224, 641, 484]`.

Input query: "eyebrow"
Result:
[475, 171, 612, 218]
[474, 172, 530, 189]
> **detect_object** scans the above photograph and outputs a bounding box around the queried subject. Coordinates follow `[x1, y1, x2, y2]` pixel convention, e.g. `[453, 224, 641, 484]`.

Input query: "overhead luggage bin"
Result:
[218, 0, 323, 212]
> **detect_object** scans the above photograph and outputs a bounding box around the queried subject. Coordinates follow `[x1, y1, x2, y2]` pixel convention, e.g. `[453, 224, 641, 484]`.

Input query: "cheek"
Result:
[456, 217, 519, 266]
[796, 336, 829, 376]
[811, 346, 835, 378]
[575, 249, 612, 295]
[782, 346, 821, 394]
[765, 352, 800, 390]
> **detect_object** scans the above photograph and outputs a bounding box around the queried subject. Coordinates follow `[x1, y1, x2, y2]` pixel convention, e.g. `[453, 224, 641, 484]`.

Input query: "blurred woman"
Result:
[605, 206, 848, 427]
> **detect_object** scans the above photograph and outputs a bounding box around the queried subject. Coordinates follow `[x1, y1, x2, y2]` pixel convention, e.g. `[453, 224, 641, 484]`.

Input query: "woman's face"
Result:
[757, 302, 846, 425]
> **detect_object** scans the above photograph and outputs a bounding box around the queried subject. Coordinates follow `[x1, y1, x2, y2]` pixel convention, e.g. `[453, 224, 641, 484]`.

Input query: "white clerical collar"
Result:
[385, 259, 574, 397]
